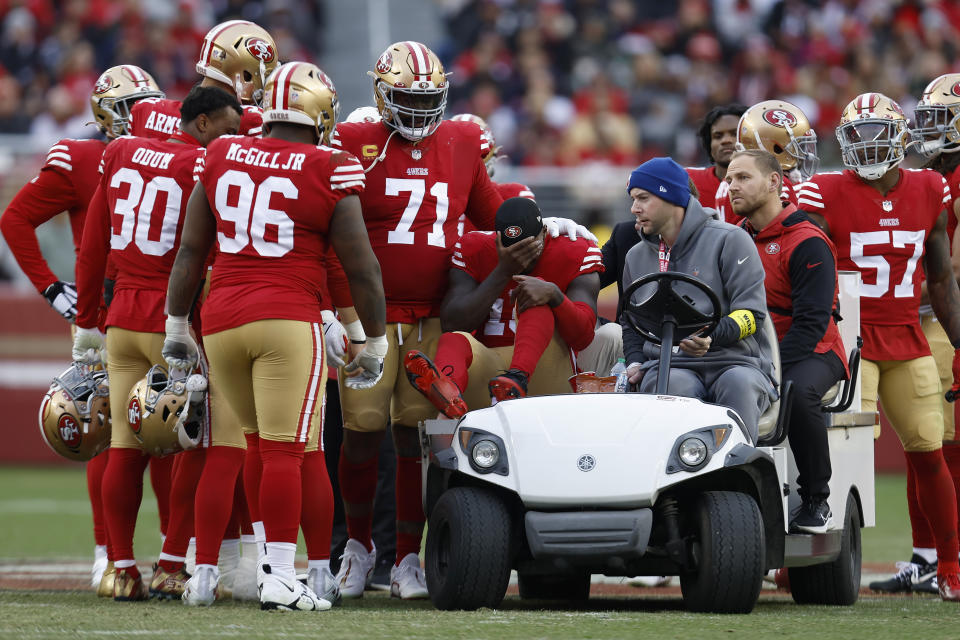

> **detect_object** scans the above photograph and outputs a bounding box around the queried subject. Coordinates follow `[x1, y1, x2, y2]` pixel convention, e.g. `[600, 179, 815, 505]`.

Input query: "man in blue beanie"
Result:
[620, 156, 777, 442]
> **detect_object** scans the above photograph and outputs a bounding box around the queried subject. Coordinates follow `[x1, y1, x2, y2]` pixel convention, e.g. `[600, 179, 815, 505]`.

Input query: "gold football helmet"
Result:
[450, 113, 502, 177]
[263, 62, 340, 145]
[196, 20, 279, 106]
[912, 73, 960, 158]
[836, 92, 909, 180]
[368, 41, 448, 141]
[127, 365, 207, 457]
[737, 100, 818, 181]
[90, 65, 164, 138]
[39, 364, 110, 462]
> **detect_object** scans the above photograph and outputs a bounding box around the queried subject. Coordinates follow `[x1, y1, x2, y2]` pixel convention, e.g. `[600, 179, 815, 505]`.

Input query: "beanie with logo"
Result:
[627, 157, 690, 209]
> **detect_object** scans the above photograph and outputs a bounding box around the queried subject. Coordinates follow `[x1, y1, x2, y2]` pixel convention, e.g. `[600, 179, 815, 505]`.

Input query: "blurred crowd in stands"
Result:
[0, 0, 324, 148]
[2, 0, 959, 169]
[436, 0, 960, 168]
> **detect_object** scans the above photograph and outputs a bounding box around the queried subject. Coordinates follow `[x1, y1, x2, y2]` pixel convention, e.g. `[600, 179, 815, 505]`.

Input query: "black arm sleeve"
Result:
[599, 231, 618, 290]
[780, 237, 836, 366]
[622, 318, 647, 365]
[708, 316, 741, 347]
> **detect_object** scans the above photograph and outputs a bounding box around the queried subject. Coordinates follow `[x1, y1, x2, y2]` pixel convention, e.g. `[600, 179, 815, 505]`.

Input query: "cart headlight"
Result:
[678, 437, 708, 468]
[472, 439, 500, 469]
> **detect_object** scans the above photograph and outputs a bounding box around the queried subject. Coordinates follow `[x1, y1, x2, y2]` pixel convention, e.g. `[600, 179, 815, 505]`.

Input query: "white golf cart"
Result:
[419, 270, 875, 613]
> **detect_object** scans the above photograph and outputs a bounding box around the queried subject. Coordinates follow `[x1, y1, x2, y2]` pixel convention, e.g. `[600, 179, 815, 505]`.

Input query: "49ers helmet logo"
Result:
[375, 51, 393, 74]
[94, 75, 113, 95]
[762, 109, 797, 128]
[951, 82, 960, 97]
[245, 38, 275, 63]
[127, 398, 142, 434]
[504, 225, 523, 239]
[58, 414, 82, 450]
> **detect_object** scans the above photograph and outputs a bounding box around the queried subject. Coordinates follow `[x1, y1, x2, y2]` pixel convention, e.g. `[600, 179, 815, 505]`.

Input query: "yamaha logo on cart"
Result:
[577, 454, 596, 472]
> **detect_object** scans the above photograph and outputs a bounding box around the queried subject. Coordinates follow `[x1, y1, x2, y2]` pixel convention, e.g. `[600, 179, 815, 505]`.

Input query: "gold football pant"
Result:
[339, 319, 443, 433]
[105, 328, 164, 450]
[862, 356, 943, 452]
[921, 314, 955, 441]
[203, 319, 327, 448]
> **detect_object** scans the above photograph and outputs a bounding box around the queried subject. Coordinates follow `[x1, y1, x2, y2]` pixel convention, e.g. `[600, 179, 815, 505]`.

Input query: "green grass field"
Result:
[0, 466, 951, 640]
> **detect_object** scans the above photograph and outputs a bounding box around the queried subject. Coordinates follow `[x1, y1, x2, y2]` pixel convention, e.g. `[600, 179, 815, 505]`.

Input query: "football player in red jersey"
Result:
[128, 20, 278, 140]
[797, 92, 960, 601]
[729, 149, 847, 533]
[71, 86, 243, 601]
[882, 72, 960, 594]
[0, 64, 163, 595]
[330, 41, 591, 600]
[162, 61, 386, 610]
[404, 196, 602, 416]
[686, 103, 746, 223]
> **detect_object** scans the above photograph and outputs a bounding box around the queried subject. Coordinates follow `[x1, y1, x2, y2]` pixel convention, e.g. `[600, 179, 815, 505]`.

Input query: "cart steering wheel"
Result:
[618, 271, 722, 346]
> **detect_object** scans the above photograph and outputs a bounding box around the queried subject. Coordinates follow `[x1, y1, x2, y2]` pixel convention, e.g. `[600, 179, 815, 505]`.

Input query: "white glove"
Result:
[162, 315, 199, 372]
[44, 281, 78, 321]
[321, 310, 348, 368]
[72, 327, 106, 364]
[343, 335, 387, 390]
[543, 217, 597, 243]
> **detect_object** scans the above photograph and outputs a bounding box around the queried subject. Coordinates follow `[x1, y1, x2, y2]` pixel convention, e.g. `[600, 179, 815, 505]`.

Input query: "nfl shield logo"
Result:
[411, 149, 422, 160]
[882, 200, 893, 212]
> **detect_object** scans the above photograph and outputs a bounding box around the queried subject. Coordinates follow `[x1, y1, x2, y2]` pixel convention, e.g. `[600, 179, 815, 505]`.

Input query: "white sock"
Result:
[186, 538, 197, 574]
[252, 522, 267, 560]
[219, 539, 241, 572]
[158, 552, 185, 564]
[241, 535, 258, 562]
[307, 559, 330, 574]
[265, 542, 297, 581]
[94, 545, 107, 562]
[914, 547, 938, 564]
[114, 559, 136, 570]
[195, 563, 218, 580]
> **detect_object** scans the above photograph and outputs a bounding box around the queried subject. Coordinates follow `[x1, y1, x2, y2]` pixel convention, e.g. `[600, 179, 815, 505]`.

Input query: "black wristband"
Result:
[350, 339, 366, 345]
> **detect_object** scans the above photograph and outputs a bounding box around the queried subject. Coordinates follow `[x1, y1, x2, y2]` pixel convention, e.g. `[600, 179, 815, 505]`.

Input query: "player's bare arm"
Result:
[804, 210, 830, 236]
[439, 234, 539, 332]
[512, 271, 600, 315]
[329, 194, 386, 339]
[166, 182, 216, 317]
[925, 210, 960, 344]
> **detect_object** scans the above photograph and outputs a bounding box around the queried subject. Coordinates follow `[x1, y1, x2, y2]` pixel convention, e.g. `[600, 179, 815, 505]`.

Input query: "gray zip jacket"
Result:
[621, 197, 777, 389]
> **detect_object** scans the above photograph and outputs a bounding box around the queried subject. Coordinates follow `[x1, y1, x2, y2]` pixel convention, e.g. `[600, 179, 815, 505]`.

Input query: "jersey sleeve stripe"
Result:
[49, 144, 69, 153]
[46, 151, 72, 162]
[330, 174, 365, 183]
[46, 160, 72, 171]
[579, 263, 602, 272]
[586, 247, 602, 254]
[333, 164, 364, 173]
[519, 190, 535, 199]
[331, 180, 365, 190]
[797, 197, 824, 209]
[246, 126, 262, 136]
[451, 257, 467, 268]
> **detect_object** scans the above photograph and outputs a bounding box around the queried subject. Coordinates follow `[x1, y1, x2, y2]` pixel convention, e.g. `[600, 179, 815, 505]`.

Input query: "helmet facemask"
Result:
[837, 119, 906, 180]
[911, 104, 960, 159]
[374, 79, 447, 142]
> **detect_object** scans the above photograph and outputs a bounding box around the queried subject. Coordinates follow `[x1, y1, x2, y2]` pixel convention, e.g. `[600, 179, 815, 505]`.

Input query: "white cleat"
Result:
[627, 575, 672, 588]
[259, 565, 332, 611]
[182, 565, 220, 607]
[390, 553, 429, 600]
[335, 539, 376, 599]
[225, 555, 259, 602]
[91, 550, 108, 588]
[306, 567, 342, 607]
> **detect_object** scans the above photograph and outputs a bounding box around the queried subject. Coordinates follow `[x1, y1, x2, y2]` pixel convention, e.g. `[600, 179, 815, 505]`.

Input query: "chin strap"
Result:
[363, 128, 399, 174]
